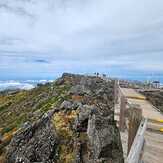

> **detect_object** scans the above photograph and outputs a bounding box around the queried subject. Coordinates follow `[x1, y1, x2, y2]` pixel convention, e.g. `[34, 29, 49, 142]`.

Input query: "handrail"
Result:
[118, 84, 124, 97]
[127, 119, 148, 163]
[116, 82, 148, 163]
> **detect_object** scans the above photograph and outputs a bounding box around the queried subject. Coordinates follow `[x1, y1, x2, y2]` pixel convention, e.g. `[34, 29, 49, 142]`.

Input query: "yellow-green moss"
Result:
[53, 111, 77, 139]
[58, 144, 75, 163]
[53, 110, 78, 162]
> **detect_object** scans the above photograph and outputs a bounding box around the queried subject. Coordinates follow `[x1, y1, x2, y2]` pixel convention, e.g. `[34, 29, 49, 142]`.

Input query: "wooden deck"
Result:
[121, 88, 163, 163]
[143, 131, 163, 163]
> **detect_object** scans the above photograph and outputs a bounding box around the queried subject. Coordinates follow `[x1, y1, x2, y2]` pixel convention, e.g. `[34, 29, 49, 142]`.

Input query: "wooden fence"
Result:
[114, 80, 147, 163]
[127, 119, 147, 163]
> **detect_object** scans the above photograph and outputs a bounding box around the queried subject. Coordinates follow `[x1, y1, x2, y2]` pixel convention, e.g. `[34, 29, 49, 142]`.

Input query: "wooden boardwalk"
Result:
[121, 88, 163, 121]
[121, 88, 163, 163]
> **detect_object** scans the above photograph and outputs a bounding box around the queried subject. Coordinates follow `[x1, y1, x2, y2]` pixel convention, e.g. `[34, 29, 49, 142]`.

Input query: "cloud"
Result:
[0, 3, 34, 18]
[34, 59, 49, 63]
[0, 0, 163, 79]
[0, 81, 35, 91]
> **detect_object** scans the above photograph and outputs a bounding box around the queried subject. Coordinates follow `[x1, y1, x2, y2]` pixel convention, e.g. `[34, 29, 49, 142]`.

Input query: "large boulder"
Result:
[6, 111, 59, 163]
[74, 105, 94, 132]
[87, 110, 124, 163]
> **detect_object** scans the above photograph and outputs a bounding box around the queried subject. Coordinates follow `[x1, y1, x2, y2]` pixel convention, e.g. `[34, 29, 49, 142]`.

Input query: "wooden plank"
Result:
[119, 96, 127, 131]
[143, 130, 163, 163]
[122, 89, 163, 120]
[114, 80, 119, 104]
[128, 107, 142, 154]
[147, 118, 163, 125]
[119, 86, 124, 97]
[121, 88, 146, 100]
[127, 119, 148, 163]
[119, 87, 163, 163]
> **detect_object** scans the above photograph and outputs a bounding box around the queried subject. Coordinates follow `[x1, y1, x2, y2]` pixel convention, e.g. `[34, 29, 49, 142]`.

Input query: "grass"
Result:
[0, 81, 73, 157]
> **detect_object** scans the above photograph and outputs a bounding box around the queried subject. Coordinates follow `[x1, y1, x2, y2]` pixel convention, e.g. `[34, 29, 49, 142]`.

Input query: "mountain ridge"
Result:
[0, 73, 124, 163]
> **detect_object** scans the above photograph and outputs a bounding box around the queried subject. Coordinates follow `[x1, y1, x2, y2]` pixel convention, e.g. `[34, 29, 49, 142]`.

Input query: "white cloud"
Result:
[0, 0, 163, 79]
[0, 81, 35, 90]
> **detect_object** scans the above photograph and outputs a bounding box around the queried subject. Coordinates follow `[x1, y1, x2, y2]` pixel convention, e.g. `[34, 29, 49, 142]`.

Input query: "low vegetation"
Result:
[53, 110, 78, 163]
[0, 73, 123, 163]
[0, 80, 72, 158]
[142, 91, 163, 113]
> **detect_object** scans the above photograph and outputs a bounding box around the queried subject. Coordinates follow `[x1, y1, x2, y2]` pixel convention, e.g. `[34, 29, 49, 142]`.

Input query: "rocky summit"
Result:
[0, 73, 124, 163]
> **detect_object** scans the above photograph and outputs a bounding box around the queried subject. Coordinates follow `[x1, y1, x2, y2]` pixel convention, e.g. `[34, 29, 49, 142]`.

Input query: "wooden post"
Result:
[128, 107, 142, 155]
[119, 96, 127, 131]
[114, 80, 118, 104]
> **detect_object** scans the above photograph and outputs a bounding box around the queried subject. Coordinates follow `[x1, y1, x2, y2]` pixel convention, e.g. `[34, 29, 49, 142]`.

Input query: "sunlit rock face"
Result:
[4, 73, 123, 163]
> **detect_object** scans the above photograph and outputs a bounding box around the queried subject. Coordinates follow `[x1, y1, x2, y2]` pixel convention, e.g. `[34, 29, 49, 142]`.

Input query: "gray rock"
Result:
[74, 105, 94, 132]
[72, 101, 83, 109]
[69, 85, 91, 96]
[60, 100, 73, 110]
[4, 73, 123, 163]
[79, 77, 93, 87]
[6, 111, 59, 163]
[87, 110, 124, 163]
[32, 110, 42, 118]
[55, 78, 64, 85]
[78, 105, 93, 122]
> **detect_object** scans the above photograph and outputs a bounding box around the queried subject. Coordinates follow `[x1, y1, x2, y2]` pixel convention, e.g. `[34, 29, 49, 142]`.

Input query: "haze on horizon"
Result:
[0, 0, 163, 81]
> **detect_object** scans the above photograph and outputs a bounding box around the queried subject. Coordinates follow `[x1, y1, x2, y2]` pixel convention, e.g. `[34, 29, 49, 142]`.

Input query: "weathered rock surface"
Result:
[6, 110, 59, 163]
[69, 85, 91, 96]
[4, 73, 124, 163]
[87, 108, 124, 163]
[60, 100, 73, 110]
[74, 105, 94, 132]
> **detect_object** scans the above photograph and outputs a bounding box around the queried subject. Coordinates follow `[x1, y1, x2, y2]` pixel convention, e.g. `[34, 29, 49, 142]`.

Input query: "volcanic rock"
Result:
[6, 111, 59, 163]
[87, 108, 124, 163]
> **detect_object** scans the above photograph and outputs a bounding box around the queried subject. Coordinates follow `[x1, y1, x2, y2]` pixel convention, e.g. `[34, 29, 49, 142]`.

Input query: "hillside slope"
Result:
[0, 73, 124, 163]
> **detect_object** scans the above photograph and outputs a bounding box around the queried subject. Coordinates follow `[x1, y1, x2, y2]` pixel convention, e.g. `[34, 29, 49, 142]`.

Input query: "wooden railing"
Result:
[127, 119, 147, 163]
[114, 80, 147, 163]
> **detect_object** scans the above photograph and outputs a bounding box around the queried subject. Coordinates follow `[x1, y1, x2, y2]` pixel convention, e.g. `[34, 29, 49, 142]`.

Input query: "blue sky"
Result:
[0, 0, 163, 80]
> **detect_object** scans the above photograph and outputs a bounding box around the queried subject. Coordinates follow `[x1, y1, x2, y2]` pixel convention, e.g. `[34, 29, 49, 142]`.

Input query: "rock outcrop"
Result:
[87, 108, 124, 163]
[3, 73, 124, 163]
[6, 110, 59, 163]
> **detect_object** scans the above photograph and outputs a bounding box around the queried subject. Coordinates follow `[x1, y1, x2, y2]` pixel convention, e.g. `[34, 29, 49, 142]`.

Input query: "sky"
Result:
[0, 0, 163, 81]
